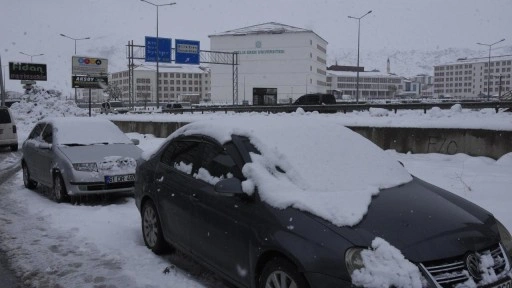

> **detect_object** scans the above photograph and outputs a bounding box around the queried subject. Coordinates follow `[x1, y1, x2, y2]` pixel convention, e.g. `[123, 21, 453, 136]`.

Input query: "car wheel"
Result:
[141, 200, 169, 254]
[10, 144, 18, 152]
[22, 163, 37, 189]
[53, 172, 68, 203]
[259, 257, 309, 288]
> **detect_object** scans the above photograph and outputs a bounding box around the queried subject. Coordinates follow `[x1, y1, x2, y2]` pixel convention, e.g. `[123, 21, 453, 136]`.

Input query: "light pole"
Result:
[348, 10, 372, 104]
[60, 33, 91, 102]
[19, 52, 44, 62]
[477, 38, 505, 101]
[140, 0, 176, 109]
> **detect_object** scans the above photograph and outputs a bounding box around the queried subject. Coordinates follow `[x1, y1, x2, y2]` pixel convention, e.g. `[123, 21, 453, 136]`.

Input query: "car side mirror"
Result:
[37, 142, 52, 150]
[214, 178, 244, 195]
[131, 139, 140, 145]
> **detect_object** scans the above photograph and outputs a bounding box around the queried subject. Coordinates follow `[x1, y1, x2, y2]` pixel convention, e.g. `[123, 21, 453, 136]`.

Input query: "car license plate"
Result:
[105, 174, 135, 184]
[492, 278, 512, 288]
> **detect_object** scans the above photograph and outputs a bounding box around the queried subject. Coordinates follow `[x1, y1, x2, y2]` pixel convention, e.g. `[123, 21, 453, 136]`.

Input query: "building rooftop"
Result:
[209, 22, 327, 43]
[327, 70, 401, 78]
[438, 54, 512, 66]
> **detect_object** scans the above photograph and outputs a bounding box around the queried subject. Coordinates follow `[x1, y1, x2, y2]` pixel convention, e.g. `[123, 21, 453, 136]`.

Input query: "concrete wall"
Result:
[113, 120, 512, 159]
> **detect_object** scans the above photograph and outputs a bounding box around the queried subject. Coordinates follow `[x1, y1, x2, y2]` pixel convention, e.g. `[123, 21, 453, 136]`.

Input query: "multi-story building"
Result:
[209, 22, 328, 104]
[110, 66, 211, 104]
[433, 56, 512, 99]
[326, 66, 402, 100]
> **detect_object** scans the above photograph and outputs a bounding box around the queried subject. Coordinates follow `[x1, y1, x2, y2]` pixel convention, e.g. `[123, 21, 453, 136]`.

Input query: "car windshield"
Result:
[0, 109, 12, 124]
[49, 117, 132, 146]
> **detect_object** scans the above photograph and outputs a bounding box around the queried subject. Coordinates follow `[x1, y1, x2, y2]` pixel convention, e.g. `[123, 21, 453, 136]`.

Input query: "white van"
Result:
[0, 107, 18, 151]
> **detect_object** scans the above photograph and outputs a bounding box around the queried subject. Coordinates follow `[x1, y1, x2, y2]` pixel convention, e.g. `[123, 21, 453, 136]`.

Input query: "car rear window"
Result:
[0, 109, 12, 124]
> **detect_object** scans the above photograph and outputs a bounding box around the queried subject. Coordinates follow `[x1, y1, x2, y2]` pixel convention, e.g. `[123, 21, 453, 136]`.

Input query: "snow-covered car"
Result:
[0, 107, 19, 151]
[22, 117, 142, 202]
[134, 116, 512, 288]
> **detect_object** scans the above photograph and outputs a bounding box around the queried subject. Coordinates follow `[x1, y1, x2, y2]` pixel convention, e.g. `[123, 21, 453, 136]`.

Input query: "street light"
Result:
[140, 0, 176, 109]
[477, 38, 505, 101]
[59, 34, 90, 54]
[19, 52, 44, 62]
[348, 10, 372, 104]
[60, 33, 91, 102]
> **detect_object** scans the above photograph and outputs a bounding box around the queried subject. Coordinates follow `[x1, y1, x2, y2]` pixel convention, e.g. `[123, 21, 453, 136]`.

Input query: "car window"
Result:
[200, 142, 242, 180]
[0, 109, 11, 124]
[27, 123, 46, 140]
[161, 139, 202, 174]
[41, 124, 53, 144]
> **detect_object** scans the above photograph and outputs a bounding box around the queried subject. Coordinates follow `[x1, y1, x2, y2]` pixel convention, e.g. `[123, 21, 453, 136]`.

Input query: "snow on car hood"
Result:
[169, 114, 412, 227]
[58, 144, 142, 167]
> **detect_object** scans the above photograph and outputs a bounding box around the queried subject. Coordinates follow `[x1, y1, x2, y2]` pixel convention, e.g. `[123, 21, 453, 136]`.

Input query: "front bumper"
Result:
[66, 180, 135, 195]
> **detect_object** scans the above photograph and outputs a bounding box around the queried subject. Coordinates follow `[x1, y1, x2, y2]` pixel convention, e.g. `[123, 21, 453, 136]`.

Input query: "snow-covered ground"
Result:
[1, 89, 511, 287]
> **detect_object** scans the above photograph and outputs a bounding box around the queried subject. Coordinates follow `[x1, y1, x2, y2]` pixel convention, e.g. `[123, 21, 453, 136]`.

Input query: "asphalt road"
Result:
[0, 150, 23, 288]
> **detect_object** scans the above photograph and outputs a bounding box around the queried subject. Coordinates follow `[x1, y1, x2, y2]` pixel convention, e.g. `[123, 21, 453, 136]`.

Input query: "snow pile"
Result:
[97, 156, 137, 172]
[9, 87, 91, 139]
[369, 108, 389, 117]
[450, 104, 462, 113]
[351, 238, 426, 288]
[496, 152, 512, 166]
[169, 115, 412, 226]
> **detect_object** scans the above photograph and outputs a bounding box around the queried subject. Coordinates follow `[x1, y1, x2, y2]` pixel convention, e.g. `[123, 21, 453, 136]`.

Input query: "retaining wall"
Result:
[113, 121, 512, 159]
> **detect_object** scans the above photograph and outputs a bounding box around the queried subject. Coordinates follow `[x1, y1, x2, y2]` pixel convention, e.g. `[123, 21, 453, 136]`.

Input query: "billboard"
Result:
[175, 39, 200, 64]
[9, 62, 47, 81]
[72, 56, 108, 76]
[145, 36, 171, 63]
[72, 75, 108, 89]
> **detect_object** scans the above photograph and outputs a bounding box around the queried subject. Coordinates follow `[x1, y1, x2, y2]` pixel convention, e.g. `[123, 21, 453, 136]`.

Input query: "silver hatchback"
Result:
[21, 117, 142, 202]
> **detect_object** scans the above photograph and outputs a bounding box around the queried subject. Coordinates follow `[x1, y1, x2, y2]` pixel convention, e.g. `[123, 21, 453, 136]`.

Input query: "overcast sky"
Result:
[1, 0, 511, 94]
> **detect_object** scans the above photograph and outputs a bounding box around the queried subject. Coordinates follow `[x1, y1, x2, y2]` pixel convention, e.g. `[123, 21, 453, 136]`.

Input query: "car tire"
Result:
[259, 257, 309, 288]
[141, 200, 170, 254]
[10, 144, 18, 152]
[22, 163, 37, 189]
[53, 172, 68, 203]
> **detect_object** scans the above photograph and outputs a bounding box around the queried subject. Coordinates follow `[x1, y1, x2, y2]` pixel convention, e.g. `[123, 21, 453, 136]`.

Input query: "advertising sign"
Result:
[175, 39, 200, 64]
[72, 75, 108, 89]
[145, 36, 171, 63]
[72, 56, 108, 75]
[9, 62, 47, 81]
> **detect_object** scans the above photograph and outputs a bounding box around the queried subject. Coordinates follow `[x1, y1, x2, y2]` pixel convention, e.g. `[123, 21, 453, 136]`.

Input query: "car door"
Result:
[153, 137, 203, 251]
[187, 139, 254, 285]
[35, 123, 55, 186]
[23, 123, 47, 182]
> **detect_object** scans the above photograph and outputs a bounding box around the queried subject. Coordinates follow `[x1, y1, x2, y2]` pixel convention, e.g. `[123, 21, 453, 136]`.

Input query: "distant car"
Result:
[22, 117, 142, 202]
[161, 103, 183, 113]
[101, 101, 129, 114]
[0, 107, 18, 151]
[293, 93, 336, 105]
[134, 117, 512, 288]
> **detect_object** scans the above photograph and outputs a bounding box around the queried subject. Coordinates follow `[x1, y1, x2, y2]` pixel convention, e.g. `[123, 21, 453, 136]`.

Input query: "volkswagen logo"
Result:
[465, 253, 482, 280]
[255, 41, 262, 48]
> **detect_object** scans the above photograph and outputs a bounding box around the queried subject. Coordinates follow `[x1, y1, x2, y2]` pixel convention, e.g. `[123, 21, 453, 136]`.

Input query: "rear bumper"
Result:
[0, 138, 18, 146]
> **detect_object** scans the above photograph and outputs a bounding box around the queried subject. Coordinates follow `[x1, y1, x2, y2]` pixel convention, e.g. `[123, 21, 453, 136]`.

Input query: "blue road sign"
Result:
[175, 39, 200, 64]
[145, 36, 171, 63]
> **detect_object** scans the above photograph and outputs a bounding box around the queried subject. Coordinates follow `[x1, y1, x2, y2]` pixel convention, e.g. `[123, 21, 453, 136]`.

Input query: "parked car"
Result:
[134, 117, 512, 288]
[22, 117, 142, 202]
[0, 106, 18, 151]
[161, 103, 183, 113]
[293, 93, 336, 105]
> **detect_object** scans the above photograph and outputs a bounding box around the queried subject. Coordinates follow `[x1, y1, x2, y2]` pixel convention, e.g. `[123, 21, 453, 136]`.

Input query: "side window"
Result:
[41, 124, 53, 144]
[28, 123, 45, 140]
[199, 142, 242, 182]
[160, 139, 202, 174]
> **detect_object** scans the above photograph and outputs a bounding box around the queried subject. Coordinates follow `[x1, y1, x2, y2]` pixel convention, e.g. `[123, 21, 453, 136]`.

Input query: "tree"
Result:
[104, 83, 122, 102]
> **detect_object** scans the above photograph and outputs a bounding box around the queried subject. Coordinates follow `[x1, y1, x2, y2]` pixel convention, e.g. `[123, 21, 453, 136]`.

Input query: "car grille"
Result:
[420, 243, 510, 287]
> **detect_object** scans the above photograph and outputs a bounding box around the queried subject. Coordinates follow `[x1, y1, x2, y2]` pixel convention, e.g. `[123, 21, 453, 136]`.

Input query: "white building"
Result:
[110, 66, 211, 104]
[326, 67, 402, 100]
[433, 56, 512, 99]
[209, 22, 328, 104]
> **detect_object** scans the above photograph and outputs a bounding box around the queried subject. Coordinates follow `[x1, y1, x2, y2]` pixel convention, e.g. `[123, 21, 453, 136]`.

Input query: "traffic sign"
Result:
[145, 36, 171, 63]
[175, 39, 200, 64]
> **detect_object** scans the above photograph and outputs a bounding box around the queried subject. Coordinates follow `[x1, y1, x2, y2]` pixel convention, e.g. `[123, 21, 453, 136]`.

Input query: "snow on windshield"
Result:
[171, 114, 412, 226]
[49, 117, 132, 145]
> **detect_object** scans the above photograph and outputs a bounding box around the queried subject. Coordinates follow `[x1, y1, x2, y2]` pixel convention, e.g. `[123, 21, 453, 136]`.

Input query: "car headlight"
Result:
[497, 220, 512, 257]
[73, 162, 98, 172]
[345, 247, 365, 276]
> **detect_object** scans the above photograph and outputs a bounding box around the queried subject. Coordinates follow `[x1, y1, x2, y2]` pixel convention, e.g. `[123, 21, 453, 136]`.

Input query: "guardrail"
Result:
[159, 101, 512, 115]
